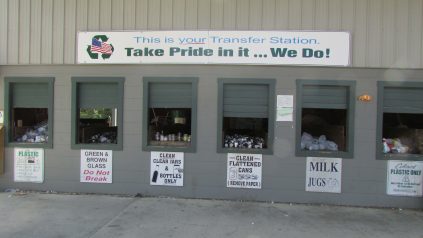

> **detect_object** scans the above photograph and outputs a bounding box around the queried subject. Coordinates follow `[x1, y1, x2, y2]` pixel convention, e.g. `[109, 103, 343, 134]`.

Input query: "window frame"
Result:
[4, 77, 54, 148]
[217, 78, 275, 155]
[71, 77, 124, 150]
[142, 77, 198, 153]
[295, 79, 356, 158]
[376, 81, 423, 161]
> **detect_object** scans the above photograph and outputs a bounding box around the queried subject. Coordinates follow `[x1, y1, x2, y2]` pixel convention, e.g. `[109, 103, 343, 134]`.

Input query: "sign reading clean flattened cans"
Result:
[150, 152, 184, 186]
[227, 153, 262, 189]
[14, 148, 44, 183]
[387, 160, 423, 197]
[306, 157, 342, 193]
[80, 150, 112, 183]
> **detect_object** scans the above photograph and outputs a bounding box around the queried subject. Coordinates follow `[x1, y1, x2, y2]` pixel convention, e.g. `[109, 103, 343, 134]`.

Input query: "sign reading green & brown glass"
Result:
[78, 31, 350, 66]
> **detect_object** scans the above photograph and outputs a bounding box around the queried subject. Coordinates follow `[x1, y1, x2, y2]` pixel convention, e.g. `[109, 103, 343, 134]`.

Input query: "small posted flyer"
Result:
[276, 95, 293, 121]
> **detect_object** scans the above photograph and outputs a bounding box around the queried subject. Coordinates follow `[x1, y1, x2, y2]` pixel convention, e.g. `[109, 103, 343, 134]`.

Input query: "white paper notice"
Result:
[276, 95, 294, 121]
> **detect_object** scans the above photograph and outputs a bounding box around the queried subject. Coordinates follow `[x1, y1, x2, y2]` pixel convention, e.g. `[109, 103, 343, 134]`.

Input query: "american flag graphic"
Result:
[91, 38, 112, 54]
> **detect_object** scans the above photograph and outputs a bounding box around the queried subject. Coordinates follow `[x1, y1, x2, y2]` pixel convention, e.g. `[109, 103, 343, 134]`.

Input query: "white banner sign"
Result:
[78, 31, 350, 66]
[306, 157, 342, 193]
[80, 150, 112, 183]
[150, 152, 184, 186]
[387, 160, 423, 197]
[14, 148, 44, 183]
[227, 153, 262, 189]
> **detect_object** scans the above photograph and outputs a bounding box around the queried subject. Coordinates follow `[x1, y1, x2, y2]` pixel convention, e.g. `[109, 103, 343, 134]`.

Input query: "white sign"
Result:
[78, 31, 350, 66]
[306, 157, 342, 193]
[80, 150, 112, 183]
[387, 160, 423, 197]
[276, 95, 294, 121]
[150, 152, 184, 186]
[227, 153, 262, 189]
[0, 110, 4, 124]
[14, 148, 44, 183]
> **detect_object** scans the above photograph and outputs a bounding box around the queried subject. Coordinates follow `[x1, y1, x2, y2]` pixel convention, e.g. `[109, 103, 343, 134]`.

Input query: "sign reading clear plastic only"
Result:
[78, 31, 350, 66]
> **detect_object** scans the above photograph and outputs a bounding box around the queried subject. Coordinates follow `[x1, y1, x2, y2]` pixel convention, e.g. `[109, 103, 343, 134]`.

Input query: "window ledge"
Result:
[6, 142, 52, 149]
[218, 147, 273, 155]
[378, 153, 423, 161]
[296, 150, 353, 159]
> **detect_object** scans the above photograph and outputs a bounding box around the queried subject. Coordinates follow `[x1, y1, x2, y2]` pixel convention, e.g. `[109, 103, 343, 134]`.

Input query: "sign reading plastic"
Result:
[306, 157, 342, 193]
[150, 152, 184, 186]
[78, 31, 350, 66]
[387, 160, 423, 197]
[14, 148, 44, 183]
[227, 153, 262, 189]
[80, 150, 112, 183]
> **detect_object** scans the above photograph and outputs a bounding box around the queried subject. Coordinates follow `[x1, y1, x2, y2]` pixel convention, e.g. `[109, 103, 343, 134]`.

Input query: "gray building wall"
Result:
[0, 0, 423, 68]
[0, 65, 422, 208]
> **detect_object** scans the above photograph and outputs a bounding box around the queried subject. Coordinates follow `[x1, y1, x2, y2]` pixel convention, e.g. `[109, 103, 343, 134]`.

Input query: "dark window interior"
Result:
[382, 113, 423, 154]
[301, 108, 347, 151]
[12, 108, 48, 143]
[148, 108, 192, 147]
[222, 117, 268, 149]
[78, 108, 117, 144]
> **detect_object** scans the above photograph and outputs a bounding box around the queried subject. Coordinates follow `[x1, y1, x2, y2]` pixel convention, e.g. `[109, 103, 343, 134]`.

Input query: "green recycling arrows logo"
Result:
[87, 35, 114, 60]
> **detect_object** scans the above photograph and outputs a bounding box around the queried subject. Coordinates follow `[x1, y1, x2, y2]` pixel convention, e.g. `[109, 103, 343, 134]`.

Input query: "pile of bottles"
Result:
[224, 134, 265, 149]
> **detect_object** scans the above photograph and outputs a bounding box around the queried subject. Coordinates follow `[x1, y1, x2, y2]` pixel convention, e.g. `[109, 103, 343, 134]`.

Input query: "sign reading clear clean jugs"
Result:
[227, 153, 262, 189]
[150, 152, 184, 186]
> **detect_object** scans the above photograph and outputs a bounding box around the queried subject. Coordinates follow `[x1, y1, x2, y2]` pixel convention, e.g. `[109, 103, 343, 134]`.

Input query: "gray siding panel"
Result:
[328, 0, 341, 30]
[173, 0, 185, 29]
[76, 0, 88, 32]
[41, 0, 53, 64]
[64, 0, 77, 64]
[275, 0, 289, 29]
[301, 0, 315, 30]
[112, 0, 124, 30]
[367, 0, 382, 67]
[210, 0, 224, 29]
[7, 0, 19, 64]
[148, 0, 161, 30]
[124, 0, 136, 30]
[409, 0, 423, 68]
[161, 0, 173, 30]
[19, 0, 31, 65]
[88, 0, 100, 31]
[262, 0, 275, 30]
[30, 0, 42, 64]
[353, 0, 367, 67]
[52, 0, 65, 64]
[0, 0, 8, 65]
[185, 0, 198, 29]
[236, 0, 249, 30]
[100, 0, 112, 30]
[223, 0, 236, 29]
[198, 0, 211, 29]
[1, 0, 423, 68]
[249, 0, 263, 30]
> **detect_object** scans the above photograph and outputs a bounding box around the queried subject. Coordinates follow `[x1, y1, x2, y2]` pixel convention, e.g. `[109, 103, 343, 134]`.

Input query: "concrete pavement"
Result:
[0, 191, 422, 238]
